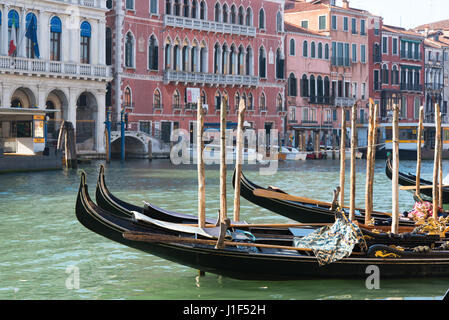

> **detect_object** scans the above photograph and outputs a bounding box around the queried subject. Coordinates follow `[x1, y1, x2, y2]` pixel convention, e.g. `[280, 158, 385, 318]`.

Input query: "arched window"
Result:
[214, 3, 220, 22]
[8, 10, 19, 56]
[324, 76, 330, 98]
[245, 46, 252, 76]
[275, 48, 284, 79]
[277, 94, 283, 111]
[310, 75, 316, 97]
[80, 21, 91, 64]
[148, 35, 159, 70]
[125, 32, 134, 67]
[183, 0, 189, 17]
[221, 44, 228, 74]
[238, 6, 244, 25]
[238, 46, 245, 75]
[182, 45, 189, 71]
[259, 47, 266, 78]
[25, 13, 39, 59]
[214, 43, 220, 74]
[288, 73, 297, 97]
[311, 42, 316, 58]
[50, 16, 62, 61]
[222, 4, 228, 23]
[259, 92, 266, 110]
[229, 45, 236, 74]
[200, 45, 207, 72]
[301, 74, 309, 97]
[318, 42, 323, 59]
[173, 90, 181, 109]
[259, 8, 265, 29]
[317, 76, 324, 98]
[382, 64, 389, 84]
[124, 87, 132, 107]
[165, 42, 171, 69]
[173, 42, 180, 70]
[248, 93, 253, 110]
[289, 38, 295, 56]
[303, 41, 308, 57]
[276, 11, 282, 32]
[324, 43, 329, 60]
[200, 1, 205, 19]
[174, 0, 181, 16]
[153, 89, 161, 109]
[245, 8, 252, 26]
[191, 0, 197, 18]
[215, 91, 221, 110]
[234, 92, 240, 110]
[166, 0, 172, 14]
[392, 65, 399, 85]
[230, 5, 236, 24]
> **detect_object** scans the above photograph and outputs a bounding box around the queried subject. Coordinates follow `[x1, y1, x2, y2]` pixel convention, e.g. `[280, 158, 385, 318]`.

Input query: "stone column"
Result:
[1, 5, 9, 56]
[68, 88, 79, 131]
[91, 19, 99, 65]
[18, 8, 26, 57]
[38, 11, 49, 60]
[95, 90, 106, 153]
[98, 19, 106, 65]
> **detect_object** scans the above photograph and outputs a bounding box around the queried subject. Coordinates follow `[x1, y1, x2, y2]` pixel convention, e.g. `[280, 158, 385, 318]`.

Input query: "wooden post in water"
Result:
[197, 98, 206, 228]
[364, 99, 374, 224]
[391, 104, 400, 234]
[233, 98, 246, 222]
[370, 104, 379, 186]
[438, 104, 443, 208]
[349, 103, 358, 221]
[219, 96, 228, 223]
[433, 103, 442, 219]
[339, 107, 346, 208]
[416, 106, 424, 197]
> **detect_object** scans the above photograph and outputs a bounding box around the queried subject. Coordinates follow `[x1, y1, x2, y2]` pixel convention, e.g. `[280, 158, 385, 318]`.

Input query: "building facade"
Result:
[107, 0, 287, 153]
[0, 0, 111, 156]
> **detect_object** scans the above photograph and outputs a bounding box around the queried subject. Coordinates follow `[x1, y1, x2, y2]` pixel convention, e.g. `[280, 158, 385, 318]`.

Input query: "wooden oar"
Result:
[400, 185, 449, 191]
[123, 232, 315, 252]
[253, 189, 393, 217]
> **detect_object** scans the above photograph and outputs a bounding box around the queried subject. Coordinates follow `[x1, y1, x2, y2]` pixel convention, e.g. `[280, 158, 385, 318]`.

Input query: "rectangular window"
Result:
[360, 19, 366, 35]
[301, 20, 309, 29]
[150, 0, 158, 14]
[343, 17, 348, 31]
[361, 83, 366, 100]
[374, 70, 380, 90]
[382, 37, 388, 54]
[50, 32, 61, 61]
[361, 45, 366, 63]
[319, 15, 326, 30]
[344, 43, 350, 66]
[351, 18, 357, 34]
[374, 21, 379, 35]
[332, 15, 337, 30]
[139, 121, 152, 135]
[337, 42, 344, 66]
[126, 0, 134, 10]
[80, 36, 90, 64]
[352, 43, 357, 62]
[392, 38, 398, 55]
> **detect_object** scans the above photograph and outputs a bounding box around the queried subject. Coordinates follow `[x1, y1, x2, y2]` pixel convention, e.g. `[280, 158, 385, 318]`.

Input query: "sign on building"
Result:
[186, 88, 200, 103]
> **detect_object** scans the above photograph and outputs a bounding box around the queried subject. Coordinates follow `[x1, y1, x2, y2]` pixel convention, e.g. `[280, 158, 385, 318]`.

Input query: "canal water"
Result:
[0, 158, 448, 300]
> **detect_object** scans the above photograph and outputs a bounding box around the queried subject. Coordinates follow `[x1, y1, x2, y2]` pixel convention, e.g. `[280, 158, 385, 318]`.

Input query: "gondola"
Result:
[234, 170, 417, 227]
[385, 155, 449, 204]
[95, 165, 217, 225]
[76, 171, 449, 280]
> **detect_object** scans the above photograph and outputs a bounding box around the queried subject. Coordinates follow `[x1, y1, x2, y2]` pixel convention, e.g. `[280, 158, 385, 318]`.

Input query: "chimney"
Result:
[342, 0, 349, 9]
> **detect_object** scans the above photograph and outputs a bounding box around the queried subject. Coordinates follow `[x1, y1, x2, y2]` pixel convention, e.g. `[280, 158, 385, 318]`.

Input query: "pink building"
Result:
[106, 0, 287, 153]
[284, 22, 333, 150]
[284, 0, 372, 148]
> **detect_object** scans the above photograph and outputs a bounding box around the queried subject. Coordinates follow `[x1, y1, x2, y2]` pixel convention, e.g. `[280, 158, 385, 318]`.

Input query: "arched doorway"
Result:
[76, 91, 98, 151]
[10, 87, 36, 109]
[46, 89, 68, 146]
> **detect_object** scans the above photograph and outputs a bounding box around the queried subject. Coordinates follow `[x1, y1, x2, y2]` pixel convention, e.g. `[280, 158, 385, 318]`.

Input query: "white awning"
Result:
[0, 107, 60, 116]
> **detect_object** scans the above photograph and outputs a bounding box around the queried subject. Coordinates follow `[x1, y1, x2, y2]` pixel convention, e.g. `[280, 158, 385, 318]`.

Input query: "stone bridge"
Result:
[110, 130, 171, 159]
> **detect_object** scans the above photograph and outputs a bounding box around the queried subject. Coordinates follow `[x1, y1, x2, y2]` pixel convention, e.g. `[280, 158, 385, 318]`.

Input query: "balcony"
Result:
[331, 56, 351, 67]
[309, 96, 334, 105]
[425, 82, 444, 91]
[0, 56, 111, 80]
[164, 70, 259, 87]
[163, 15, 256, 37]
[400, 83, 423, 92]
[400, 52, 422, 61]
[334, 97, 356, 107]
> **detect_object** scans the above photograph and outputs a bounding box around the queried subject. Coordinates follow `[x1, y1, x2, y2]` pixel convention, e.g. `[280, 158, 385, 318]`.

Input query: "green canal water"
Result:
[0, 159, 448, 300]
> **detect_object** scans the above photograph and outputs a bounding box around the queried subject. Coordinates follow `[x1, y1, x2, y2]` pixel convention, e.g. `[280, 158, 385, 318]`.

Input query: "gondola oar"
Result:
[252, 189, 393, 217]
[401, 185, 449, 191]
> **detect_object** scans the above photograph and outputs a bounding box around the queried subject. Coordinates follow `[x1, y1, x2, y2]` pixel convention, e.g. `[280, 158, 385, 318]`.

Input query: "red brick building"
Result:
[106, 0, 286, 148]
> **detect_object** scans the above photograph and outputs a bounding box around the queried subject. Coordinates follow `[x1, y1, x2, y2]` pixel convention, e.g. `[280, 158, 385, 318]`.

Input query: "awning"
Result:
[0, 107, 60, 115]
[204, 122, 238, 130]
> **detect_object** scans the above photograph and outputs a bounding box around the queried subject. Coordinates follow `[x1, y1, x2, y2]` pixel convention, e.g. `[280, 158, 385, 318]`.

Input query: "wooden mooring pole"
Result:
[197, 98, 206, 228]
[416, 106, 424, 197]
[364, 99, 374, 224]
[433, 103, 442, 219]
[219, 96, 228, 223]
[349, 103, 357, 221]
[339, 107, 346, 208]
[391, 104, 400, 234]
[233, 98, 246, 222]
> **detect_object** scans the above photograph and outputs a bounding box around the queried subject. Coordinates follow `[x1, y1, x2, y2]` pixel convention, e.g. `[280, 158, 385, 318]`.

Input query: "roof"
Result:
[284, 21, 329, 38]
[382, 25, 424, 39]
[284, 1, 328, 13]
[414, 19, 449, 31]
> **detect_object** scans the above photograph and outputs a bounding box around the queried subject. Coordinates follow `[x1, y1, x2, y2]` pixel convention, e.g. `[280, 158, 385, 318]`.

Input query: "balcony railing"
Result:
[400, 83, 423, 92]
[164, 15, 256, 37]
[164, 70, 259, 87]
[331, 56, 350, 67]
[400, 52, 422, 61]
[425, 82, 444, 91]
[334, 97, 356, 107]
[309, 96, 334, 105]
[0, 56, 111, 80]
